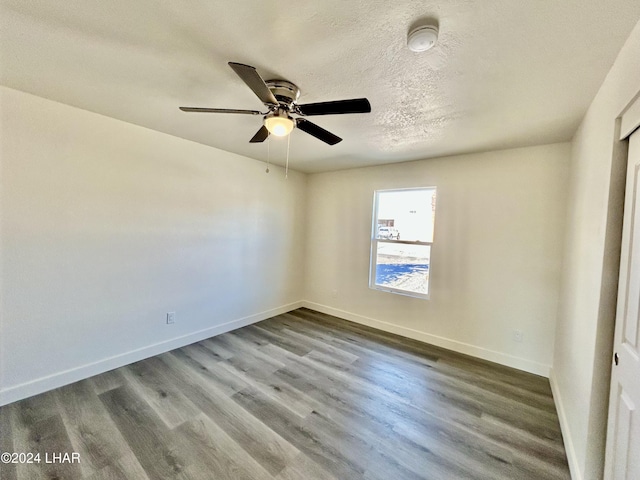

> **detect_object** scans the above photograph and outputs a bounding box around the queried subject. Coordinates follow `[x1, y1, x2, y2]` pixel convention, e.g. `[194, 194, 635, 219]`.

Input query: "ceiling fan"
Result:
[179, 62, 371, 145]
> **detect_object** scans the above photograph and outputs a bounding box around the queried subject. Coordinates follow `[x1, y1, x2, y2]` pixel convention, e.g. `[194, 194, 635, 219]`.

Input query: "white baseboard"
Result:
[301, 301, 551, 377]
[549, 368, 582, 480]
[0, 301, 303, 407]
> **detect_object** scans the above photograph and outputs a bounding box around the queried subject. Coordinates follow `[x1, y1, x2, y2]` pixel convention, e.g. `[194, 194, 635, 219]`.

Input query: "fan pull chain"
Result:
[266, 135, 270, 174]
[285, 133, 291, 179]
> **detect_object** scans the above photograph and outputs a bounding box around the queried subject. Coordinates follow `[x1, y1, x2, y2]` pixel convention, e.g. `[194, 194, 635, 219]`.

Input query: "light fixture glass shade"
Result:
[264, 115, 295, 137]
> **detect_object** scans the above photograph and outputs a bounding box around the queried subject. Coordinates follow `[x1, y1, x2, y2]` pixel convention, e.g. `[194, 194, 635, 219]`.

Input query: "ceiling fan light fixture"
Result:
[264, 112, 295, 137]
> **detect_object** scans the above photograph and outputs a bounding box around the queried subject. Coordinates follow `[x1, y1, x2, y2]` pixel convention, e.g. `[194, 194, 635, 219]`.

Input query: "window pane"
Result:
[376, 188, 436, 242]
[374, 243, 431, 295]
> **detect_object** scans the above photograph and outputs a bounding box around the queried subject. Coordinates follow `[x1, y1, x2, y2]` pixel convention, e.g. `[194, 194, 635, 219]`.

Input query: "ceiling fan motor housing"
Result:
[265, 80, 300, 108]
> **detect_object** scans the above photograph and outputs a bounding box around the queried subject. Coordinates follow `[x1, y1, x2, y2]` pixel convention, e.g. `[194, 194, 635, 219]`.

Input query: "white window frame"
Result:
[369, 187, 436, 300]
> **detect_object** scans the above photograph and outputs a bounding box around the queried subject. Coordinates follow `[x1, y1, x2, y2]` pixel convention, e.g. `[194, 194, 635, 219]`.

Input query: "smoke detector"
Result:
[407, 25, 439, 52]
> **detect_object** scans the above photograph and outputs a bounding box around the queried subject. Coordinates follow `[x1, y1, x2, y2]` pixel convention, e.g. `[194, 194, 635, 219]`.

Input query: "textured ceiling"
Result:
[2, 1, 640, 173]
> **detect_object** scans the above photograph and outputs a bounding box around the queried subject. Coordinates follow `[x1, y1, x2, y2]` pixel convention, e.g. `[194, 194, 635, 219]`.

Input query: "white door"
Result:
[605, 129, 640, 479]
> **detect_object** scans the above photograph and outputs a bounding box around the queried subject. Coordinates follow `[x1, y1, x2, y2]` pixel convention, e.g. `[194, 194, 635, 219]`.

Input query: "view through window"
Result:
[370, 187, 437, 298]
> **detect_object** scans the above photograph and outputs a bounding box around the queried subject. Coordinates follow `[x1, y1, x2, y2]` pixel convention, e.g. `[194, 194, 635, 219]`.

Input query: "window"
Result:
[370, 187, 437, 299]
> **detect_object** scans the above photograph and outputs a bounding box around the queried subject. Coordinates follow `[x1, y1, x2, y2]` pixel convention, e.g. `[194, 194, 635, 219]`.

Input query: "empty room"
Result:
[1, 1, 640, 479]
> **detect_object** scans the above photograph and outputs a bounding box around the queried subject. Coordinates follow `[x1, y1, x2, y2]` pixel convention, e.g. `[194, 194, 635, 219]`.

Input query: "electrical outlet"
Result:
[166, 312, 176, 325]
[513, 329, 523, 343]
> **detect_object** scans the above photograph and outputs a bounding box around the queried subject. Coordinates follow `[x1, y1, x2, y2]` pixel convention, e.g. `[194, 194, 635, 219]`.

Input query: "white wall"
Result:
[551, 19, 640, 480]
[0, 86, 307, 405]
[304, 143, 570, 375]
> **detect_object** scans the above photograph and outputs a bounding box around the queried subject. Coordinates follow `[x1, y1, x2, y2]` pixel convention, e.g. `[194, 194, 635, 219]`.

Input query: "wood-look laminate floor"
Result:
[0, 308, 571, 480]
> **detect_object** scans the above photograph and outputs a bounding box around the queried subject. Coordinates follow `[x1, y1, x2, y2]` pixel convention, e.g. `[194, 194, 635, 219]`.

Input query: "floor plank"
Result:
[176, 413, 274, 480]
[0, 308, 570, 479]
[99, 385, 190, 480]
[55, 380, 135, 477]
[154, 351, 300, 476]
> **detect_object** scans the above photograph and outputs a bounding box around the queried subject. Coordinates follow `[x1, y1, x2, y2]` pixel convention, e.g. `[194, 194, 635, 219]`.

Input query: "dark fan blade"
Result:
[297, 98, 371, 116]
[249, 125, 270, 143]
[228, 62, 278, 106]
[296, 118, 342, 145]
[179, 107, 262, 115]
